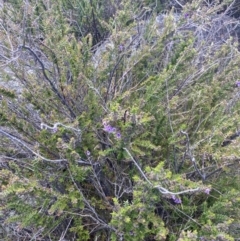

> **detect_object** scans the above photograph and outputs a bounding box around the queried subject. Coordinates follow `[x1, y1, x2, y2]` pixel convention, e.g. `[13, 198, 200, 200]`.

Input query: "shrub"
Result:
[0, 0, 240, 240]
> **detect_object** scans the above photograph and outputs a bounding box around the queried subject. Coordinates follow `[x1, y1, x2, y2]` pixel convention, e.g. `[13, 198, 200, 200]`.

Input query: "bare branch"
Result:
[124, 147, 200, 195]
[180, 130, 206, 180]
[0, 128, 67, 163]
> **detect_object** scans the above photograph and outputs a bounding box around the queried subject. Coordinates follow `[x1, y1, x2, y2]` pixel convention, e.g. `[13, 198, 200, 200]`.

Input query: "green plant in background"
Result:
[0, 0, 240, 240]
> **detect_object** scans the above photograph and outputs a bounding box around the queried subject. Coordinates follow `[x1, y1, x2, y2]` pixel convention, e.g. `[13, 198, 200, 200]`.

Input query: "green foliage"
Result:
[111, 186, 168, 241]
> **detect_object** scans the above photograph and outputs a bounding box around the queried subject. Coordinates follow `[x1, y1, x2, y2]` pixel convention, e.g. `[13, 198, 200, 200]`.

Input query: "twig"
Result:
[180, 131, 206, 180]
[123, 147, 152, 185]
[40, 122, 81, 135]
[0, 128, 67, 163]
[123, 147, 200, 195]
[18, 45, 76, 118]
[67, 165, 116, 232]
[59, 217, 73, 241]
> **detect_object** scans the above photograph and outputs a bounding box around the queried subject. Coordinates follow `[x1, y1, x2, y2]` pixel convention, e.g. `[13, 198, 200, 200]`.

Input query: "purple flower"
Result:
[204, 188, 211, 195]
[119, 44, 124, 52]
[172, 195, 182, 204]
[103, 124, 114, 133]
[86, 150, 91, 156]
[174, 198, 182, 204]
[103, 124, 116, 133]
[184, 13, 190, 18]
[236, 81, 240, 87]
[52, 127, 58, 133]
[116, 132, 121, 139]
[103, 123, 121, 138]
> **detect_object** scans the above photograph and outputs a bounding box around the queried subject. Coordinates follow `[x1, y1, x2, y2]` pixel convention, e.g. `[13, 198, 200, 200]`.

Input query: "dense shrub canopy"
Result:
[0, 0, 240, 240]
